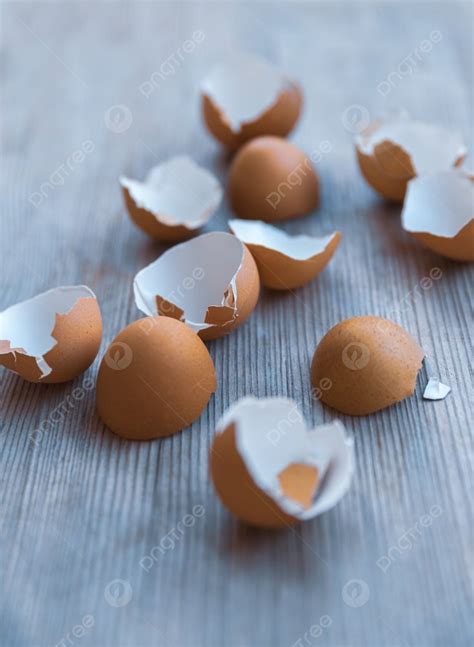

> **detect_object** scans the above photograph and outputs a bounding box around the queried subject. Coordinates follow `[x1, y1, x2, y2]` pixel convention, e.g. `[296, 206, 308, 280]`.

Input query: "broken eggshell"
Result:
[0, 285, 102, 383]
[311, 316, 424, 415]
[228, 136, 319, 222]
[210, 396, 354, 528]
[201, 53, 302, 150]
[423, 377, 451, 401]
[133, 232, 260, 340]
[120, 156, 223, 242]
[229, 219, 341, 290]
[402, 170, 474, 261]
[356, 116, 466, 202]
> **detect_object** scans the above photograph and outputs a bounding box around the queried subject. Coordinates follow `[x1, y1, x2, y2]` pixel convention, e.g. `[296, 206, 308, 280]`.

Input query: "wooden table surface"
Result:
[1, 2, 472, 646]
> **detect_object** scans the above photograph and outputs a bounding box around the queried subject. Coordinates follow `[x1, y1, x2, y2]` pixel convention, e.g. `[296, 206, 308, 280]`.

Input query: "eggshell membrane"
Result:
[228, 136, 319, 222]
[96, 317, 216, 440]
[402, 171, 474, 261]
[229, 219, 341, 290]
[0, 287, 102, 384]
[133, 232, 260, 340]
[311, 316, 424, 415]
[356, 118, 466, 202]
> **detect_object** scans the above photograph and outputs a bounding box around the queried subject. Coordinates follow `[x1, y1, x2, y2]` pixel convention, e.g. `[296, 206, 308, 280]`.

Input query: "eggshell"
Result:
[201, 53, 302, 150]
[120, 156, 222, 242]
[311, 316, 424, 415]
[133, 232, 260, 340]
[96, 317, 216, 440]
[356, 116, 466, 201]
[229, 219, 341, 290]
[210, 397, 354, 528]
[0, 286, 102, 383]
[228, 136, 319, 222]
[402, 170, 474, 261]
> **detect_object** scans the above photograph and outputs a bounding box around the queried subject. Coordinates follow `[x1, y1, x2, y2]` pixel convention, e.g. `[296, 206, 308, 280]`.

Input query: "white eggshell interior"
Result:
[423, 377, 451, 400]
[229, 219, 337, 261]
[134, 232, 244, 333]
[402, 170, 473, 237]
[201, 53, 288, 132]
[120, 156, 222, 229]
[357, 117, 466, 175]
[0, 285, 96, 377]
[216, 396, 354, 519]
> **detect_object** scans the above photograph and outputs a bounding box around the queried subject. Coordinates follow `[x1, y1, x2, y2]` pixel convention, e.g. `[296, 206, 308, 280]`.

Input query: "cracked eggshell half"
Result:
[0, 286, 102, 383]
[201, 53, 302, 150]
[96, 317, 216, 440]
[133, 232, 260, 341]
[229, 219, 341, 290]
[311, 316, 424, 415]
[402, 170, 474, 261]
[210, 397, 354, 528]
[356, 116, 466, 202]
[121, 156, 223, 242]
[228, 136, 319, 222]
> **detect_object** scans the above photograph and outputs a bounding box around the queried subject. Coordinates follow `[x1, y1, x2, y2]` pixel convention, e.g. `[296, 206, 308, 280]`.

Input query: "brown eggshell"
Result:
[311, 316, 424, 415]
[356, 140, 415, 202]
[0, 296, 102, 384]
[202, 82, 302, 151]
[410, 221, 474, 261]
[228, 136, 319, 222]
[96, 317, 216, 440]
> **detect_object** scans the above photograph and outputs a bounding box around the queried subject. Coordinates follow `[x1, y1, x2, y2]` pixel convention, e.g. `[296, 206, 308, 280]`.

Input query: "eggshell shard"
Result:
[0, 286, 102, 383]
[228, 136, 319, 222]
[210, 396, 354, 528]
[311, 316, 424, 416]
[401, 170, 474, 261]
[423, 377, 451, 401]
[356, 116, 466, 202]
[133, 232, 260, 340]
[96, 317, 216, 440]
[201, 53, 302, 150]
[120, 156, 223, 242]
[229, 219, 341, 290]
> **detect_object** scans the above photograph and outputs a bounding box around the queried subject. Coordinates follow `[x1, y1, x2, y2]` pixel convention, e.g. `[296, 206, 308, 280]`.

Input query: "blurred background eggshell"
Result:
[96, 317, 216, 440]
[228, 136, 319, 222]
[311, 316, 424, 415]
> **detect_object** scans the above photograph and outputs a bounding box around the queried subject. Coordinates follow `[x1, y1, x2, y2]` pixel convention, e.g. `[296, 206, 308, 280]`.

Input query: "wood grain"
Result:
[0, 2, 472, 646]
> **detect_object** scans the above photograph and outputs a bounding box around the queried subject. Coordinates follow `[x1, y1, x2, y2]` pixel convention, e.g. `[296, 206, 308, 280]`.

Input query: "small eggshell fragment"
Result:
[402, 170, 474, 261]
[201, 53, 302, 150]
[311, 316, 424, 415]
[133, 232, 260, 340]
[228, 136, 319, 222]
[96, 317, 216, 440]
[229, 219, 341, 290]
[356, 116, 466, 201]
[210, 397, 354, 528]
[0, 286, 102, 383]
[120, 156, 222, 242]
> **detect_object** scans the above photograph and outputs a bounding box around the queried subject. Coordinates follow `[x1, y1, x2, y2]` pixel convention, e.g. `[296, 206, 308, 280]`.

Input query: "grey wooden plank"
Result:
[0, 2, 473, 647]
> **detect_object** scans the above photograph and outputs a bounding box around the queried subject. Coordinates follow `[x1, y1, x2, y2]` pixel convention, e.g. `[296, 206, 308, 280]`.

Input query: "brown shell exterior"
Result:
[0, 297, 102, 384]
[246, 232, 341, 290]
[228, 136, 319, 222]
[311, 316, 424, 416]
[96, 317, 216, 440]
[123, 186, 196, 242]
[202, 82, 303, 151]
[410, 219, 474, 262]
[356, 142, 415, 202]
[210, 423, 299, 528]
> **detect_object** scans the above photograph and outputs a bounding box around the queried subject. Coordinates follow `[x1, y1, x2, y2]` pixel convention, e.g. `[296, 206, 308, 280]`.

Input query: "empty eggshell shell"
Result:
[133, 232, 260, 340]
[228, 136, 319, 222]
[229, 219, 341, 290]
[401, 170, 474, 261]
[311, 316, 424, 415]
[210, 396, 354, 528]
[201, 53, 302, 150]
[356, 116, 466, 201]
[96, 317, 217, 440]
[0, 286, 102, 383]
[120, 156, 223, 242]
